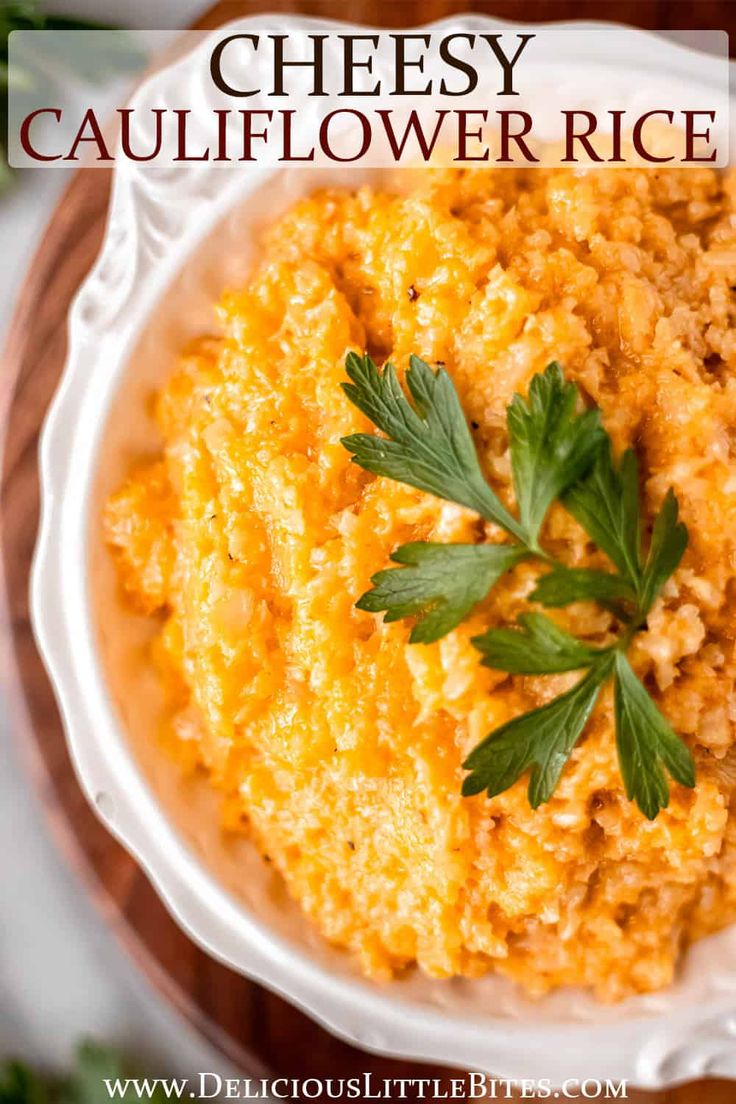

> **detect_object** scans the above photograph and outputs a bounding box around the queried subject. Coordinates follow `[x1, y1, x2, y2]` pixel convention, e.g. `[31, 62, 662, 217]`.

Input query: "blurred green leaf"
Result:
[0, 1, 146, 193]
[1, 1041, 174, 1104]
[0, 1061, 49, 1104]
[58, 1043, 126, 1104]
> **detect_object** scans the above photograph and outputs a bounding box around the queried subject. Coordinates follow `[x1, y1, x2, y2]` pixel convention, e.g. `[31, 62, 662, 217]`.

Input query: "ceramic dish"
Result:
[31, 15, 736, 1087]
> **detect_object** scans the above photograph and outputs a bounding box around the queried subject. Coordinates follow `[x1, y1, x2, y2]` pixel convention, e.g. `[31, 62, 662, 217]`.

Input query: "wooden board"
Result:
[2, 1, 736, 1099]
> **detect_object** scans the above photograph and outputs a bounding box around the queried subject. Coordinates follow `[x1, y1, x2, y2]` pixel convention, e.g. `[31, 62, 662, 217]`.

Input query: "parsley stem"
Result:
[528, 545, 557, 566]
[617, 614, 646, 649]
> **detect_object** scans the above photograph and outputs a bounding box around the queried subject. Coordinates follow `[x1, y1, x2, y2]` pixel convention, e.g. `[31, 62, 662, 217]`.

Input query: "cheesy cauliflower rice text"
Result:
[105, 167, 736, 1000]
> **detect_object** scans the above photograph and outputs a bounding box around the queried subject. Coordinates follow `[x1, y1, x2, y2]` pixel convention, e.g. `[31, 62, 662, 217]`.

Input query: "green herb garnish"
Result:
[506, 361, 606, 549]
[472, 612, 607, 675]
[613, 651, 696, 821]
[342, 352, 525, 540]
[341, 354, 694, 819]
[462, 657, 615, 808]
[355, 541, 525, 644]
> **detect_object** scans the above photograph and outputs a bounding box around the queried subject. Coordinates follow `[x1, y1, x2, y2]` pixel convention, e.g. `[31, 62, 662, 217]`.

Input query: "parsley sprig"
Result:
[341, 353, 695, 819]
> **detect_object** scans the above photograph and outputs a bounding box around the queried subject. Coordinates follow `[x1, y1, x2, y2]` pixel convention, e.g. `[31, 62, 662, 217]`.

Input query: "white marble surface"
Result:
[0, 0, 240, 1076]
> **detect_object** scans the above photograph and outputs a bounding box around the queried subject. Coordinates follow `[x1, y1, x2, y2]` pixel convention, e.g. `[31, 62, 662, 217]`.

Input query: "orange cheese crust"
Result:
[105, 167, 736, 999]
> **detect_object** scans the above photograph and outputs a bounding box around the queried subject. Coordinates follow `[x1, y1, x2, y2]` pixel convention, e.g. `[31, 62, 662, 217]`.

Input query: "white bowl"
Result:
[31, 15, 736, 1088]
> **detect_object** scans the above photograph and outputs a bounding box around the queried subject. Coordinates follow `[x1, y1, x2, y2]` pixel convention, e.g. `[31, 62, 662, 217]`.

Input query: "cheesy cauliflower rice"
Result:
[105, 167, 736, 1001]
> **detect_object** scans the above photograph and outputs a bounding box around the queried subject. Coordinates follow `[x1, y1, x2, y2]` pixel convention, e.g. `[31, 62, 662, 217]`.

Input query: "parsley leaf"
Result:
[613, 652, 695, 819]
[357, 541, 525, 644]
[638, 488, 688, 615]
[462, 655, 614, 806]
[563, 444, 641, 588]
[472, 612, 606, 674]
[507, 362, 605, 547]
[341, 353, 525, 540]
[531, 566, 636, 610]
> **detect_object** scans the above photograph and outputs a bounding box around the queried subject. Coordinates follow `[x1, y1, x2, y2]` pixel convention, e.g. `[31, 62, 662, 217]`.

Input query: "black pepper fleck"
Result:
[407, 284, 419, 302]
